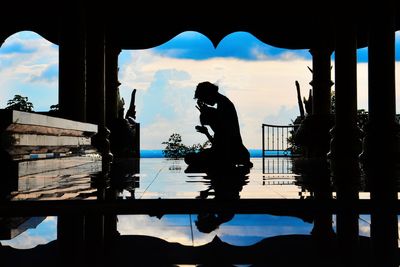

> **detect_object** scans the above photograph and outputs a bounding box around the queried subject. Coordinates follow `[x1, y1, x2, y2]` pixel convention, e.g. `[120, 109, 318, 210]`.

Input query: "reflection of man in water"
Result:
[195, 171, 249, 233]
[185, 81, 253, 171]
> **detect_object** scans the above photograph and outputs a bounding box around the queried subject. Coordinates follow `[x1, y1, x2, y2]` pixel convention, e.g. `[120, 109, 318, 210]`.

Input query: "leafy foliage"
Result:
[288, 90, 371, 156]
[162, 133, 211, 159]
[5, 95, 34, 112]
[49, 104, 59, 112]
[48, 103, 60, 116]
[162, 133, 187, 159]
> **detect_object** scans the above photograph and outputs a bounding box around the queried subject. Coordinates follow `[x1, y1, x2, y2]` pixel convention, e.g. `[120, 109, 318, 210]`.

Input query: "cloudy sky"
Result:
[0, 31, 399, 150]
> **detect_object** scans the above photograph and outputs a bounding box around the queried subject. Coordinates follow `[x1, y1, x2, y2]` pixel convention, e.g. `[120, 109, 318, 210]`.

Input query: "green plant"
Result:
[162, 133, 187, 159]
[5, 95, 34, 112]
[162, 133, 211, 159]
[49, 104, 59, 112]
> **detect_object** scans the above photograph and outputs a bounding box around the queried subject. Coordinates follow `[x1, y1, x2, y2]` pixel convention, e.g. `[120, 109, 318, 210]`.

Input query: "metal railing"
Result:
[261, 123, 299, 174]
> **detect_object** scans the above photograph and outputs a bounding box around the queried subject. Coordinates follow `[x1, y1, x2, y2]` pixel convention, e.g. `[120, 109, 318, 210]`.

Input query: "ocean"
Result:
[140, 149, 264, 158]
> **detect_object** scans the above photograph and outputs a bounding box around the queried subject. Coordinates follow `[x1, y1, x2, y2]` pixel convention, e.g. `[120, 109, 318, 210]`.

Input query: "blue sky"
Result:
[0, 31, 399, 149]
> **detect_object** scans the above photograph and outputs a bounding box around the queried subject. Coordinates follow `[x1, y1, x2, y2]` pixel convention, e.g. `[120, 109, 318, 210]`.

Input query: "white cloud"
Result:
[119, 51, 313, 149]
[119, 47, 400, 150]
[0, 31, 58, 111]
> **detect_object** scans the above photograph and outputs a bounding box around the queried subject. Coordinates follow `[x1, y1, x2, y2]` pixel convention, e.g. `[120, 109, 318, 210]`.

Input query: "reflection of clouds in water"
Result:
[1, 232, 50, 249]
[214, 215, 313, 246]
[43, 217, 56, 223]
[359, 225, 371, 236]
[359, 215, 371, 237]
[0, 216, 57, 249]
[118, 215, 214, 246]
[118, 214, 313, 246]
[217, 224, 311, 238]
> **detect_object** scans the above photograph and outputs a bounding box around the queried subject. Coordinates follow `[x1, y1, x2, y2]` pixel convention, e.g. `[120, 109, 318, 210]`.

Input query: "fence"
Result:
[261, 123, 300, 174]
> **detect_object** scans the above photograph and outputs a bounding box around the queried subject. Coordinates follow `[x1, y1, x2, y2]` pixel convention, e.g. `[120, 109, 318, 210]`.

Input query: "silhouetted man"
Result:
[185, 81, 252, 171]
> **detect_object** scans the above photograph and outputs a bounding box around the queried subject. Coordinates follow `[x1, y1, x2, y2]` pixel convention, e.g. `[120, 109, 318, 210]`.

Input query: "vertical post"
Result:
[84, 5, 109, 265]
[57, 3, 87, 264]
[105, 46, 122, 129]
[58, 2, 86, 121]
[330, 17, 361, 265]
[86, 12, 105, 127]
[362, 5, 398, 266]
[262, 125, 265, 174]
[302, 48, 335, 251]
[310, 49, 333, 118]
[85, 6, 112, 173]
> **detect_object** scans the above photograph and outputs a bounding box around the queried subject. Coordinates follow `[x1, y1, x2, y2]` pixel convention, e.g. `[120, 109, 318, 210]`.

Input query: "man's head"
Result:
[194, 81, 218, 105]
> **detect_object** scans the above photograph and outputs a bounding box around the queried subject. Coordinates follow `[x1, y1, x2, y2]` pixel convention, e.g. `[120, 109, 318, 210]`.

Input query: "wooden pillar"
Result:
[363, 5, 398, 266]
[58, 3, 86, 121]
[331, 18, 361, 265]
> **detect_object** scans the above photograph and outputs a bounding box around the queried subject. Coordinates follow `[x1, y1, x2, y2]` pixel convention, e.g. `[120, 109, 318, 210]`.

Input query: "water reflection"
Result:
[115, 158, 315, 249]
[0, 158, 101, 250]
[194, 166, 249, 233]
[0, 217, 57, 249]
[1, 156, 399, 266]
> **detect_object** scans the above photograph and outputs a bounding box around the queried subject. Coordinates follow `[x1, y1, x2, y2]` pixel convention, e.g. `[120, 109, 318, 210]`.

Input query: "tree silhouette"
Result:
[162, 133, 210, 159]
[5, 95, 34, 112]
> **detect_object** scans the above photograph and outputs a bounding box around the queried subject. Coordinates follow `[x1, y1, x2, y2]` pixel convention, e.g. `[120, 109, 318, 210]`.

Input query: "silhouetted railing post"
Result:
[262, 124, 265, 173]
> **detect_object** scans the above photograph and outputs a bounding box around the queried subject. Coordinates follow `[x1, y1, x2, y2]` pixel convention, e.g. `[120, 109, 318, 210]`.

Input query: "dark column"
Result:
[86, 11, 112, 173]
[299, 48, 335, 249]
[58, 3, 86, 121]
[57, 3, 87, 264]
[362, 6, 398, 267]
[103, 47, 121, 258]
[330, 18, 361, 265]
[84, 8, 109, 266]
[105, 46, 122, 128]
[86, 16, 105, 126]
[310, 48, 333, 118]
[57, 215, 85, 264]
[306, 48, 335, 158]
